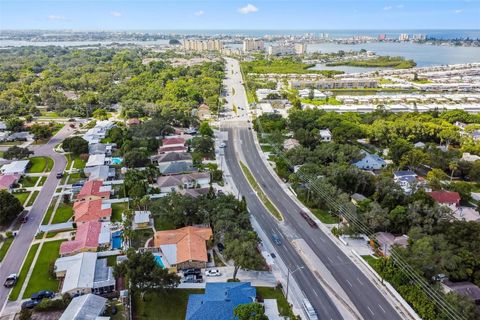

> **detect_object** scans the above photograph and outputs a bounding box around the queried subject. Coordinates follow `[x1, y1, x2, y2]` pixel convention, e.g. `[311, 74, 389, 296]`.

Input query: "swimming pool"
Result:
[111, 230, 123, 249]
[111, 157, 123, 165]
[154, 254, 165, 268]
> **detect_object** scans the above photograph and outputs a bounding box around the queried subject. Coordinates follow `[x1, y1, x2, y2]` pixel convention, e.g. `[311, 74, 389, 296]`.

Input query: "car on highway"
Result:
[4, 274, 18, 288]
[31, 290, 55, 301]
[299, 211, 318, 228]
[302, 299, 318, 320]
[21, 299, 39, 310]
[205, 269, 221, 277]
[271, 233, 282, 246]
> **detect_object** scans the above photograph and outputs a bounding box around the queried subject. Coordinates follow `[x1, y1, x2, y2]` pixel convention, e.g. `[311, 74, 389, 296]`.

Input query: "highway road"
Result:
[0, 125, 71, 313]
[222, 57, 403, 320]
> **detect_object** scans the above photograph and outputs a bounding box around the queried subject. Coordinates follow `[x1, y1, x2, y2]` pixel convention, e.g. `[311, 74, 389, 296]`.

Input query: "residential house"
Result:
[84, 165, 116, 181]
[158, 137, 188, 154]
[0, 132, 9, 142]
[155, 172, 211, 193]
[7, 132, 31, 141]
[441, 281, 480, 305]
[83, 121, 114, 145]
[180, 188, 211, 199]
[126, 118, 141, 126]
[196, 104, 212, 121]
[0, 160, 29, 175]
[154, 226, 213, 270]
[59, 294, 108, 320]
[354, 152, 387, 170]
[0, 174, 20, 191]
[133, 211, 152, 229]
[414, 142, 426, 148]
[73, 199, 112, 223]
[85, 154, 108, 168]
[427, 191, 461, 210]
[319, 129, 332, 142]
[186, 282, 256, 320]
[375, 232, 409, 256]
[393, 171, 418, 194]
[76, 180, 112, 202]
[351, 193, 367, 206]
[256, 89, 280, 101]
[88, 143, 114, 156]
[462, 152, 480, 162]
[60, 221, 111, 256]
[0, 121, 6, 131]
[150, 152, 194, 173]
[54, 252, 115, 296]
[283, 138, 300, 151]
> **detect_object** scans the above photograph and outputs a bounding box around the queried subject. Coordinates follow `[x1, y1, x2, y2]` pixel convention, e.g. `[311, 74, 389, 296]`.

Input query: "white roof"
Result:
[59, 293, 107, 320]
[86, 154, 106, 167]
[134, 211, 151, 224]
[98, 222, 111, 245]
[319, 129, 331, 137]
[259, 103, 274, 113]
[160, 244, 177, 265]
[55, 252, 97, 294]
[0, 160, 29, 174]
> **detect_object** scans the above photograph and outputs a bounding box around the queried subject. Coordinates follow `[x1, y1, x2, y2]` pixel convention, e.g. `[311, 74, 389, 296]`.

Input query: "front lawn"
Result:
[41, 197, 57, 225]
[111, 202, 128, 222]
[9, 244, 39, 301]
[256, 286, 295, 318]
[0, 238, 14, 262]
[311, 208, 340, 224]
[20, 176, 39, 188]
[26, 190, 39, 207]
[67, 172, 82, 184]
[23, 240, 64, 298]
[28, 156, 49, 173]
[133, 289, 204, 320]
[51, 203, 73, 224]
[14, 192, 30, 205]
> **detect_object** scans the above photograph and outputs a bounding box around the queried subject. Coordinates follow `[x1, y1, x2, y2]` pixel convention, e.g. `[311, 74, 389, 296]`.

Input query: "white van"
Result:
[302, 299, 318, 320]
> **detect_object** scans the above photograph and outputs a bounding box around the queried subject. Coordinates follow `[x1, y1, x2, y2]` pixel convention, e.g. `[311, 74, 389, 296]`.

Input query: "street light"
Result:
[286, 266, 304, 301]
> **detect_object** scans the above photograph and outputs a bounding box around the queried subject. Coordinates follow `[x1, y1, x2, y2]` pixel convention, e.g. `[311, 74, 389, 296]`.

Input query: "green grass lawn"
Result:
[73, 157, 86, 169]
[9, 244, 39, 301]
[20, 176, 39, 188]
[239, 161, 283, 221]
[14, 192, 30, 205]
[51, 203, 73, 224]
[38, 176, 46, 186]
[27, 156, 48, 173]
[40, 111, 60, 118]
[42, 197, 57, 225]
[362, 255, 379, 268]
[23, 240, 64, 298]
[256, 286, 295, 318]
[154, 215, 177, 231]
[0, 141, 22, 146]
[131, 229, 154, 249]
[0, 238, 14, 262]
[26, 190, 39, 207]
[311, 208, 340, 224]
[111, 202, 128, 222]
[45, 157, 54, 172]
[133, 289, 204, 320]
[67, 172, 82, 185]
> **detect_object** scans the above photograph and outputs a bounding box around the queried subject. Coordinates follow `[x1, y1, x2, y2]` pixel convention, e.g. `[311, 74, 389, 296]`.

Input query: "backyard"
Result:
[111, 202, 128, 222]
[131, 229, 154, 249]
[51, 203, 73, 224]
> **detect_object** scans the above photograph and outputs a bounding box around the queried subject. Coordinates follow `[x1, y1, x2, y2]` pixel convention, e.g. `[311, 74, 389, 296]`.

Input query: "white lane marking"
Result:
[313, 289, 319, 297]
[357, 277, 364, 285]
[327, 257, 334, 264]
[346, 279, 353, 287]
[378, 304, 386, 313]
[367, 306, 375, 316]
[336, 255, 343, 262]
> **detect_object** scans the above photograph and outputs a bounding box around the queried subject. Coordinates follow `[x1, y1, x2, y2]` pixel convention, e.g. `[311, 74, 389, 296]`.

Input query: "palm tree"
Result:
[449, 161, 459, 181]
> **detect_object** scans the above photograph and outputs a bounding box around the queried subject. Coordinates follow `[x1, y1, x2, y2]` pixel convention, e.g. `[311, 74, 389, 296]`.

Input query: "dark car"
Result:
[299, 211, 318, 228]
[4, 274, 18, 288]
[31, 290, 55, 301]
[20, 216, 28, 223]
[183, 268, 201, 276]
[217, 242, 225, 252]
[56, 172, 63, 179]
[182, 275, 203, 283]
[21, 300, 39, 310]
[271, 253, 276, 259]
[271, 233, 282, 246]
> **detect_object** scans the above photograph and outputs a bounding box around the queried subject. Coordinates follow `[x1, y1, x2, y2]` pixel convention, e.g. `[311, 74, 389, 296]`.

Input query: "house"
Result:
[76, 180, 112, 202]
[162, 162, 197, 175]
[0, 174, 19, 191]
[414, 141, 426, 148]
[319, 129, 332, 142]
[85, 154, 107, 168]
[283, 138, 300, 151]
[0, 132, 9, 142]
[7, 132, 31, 141]
[351, 193, 367, 206]
[83, 121, 114, 145]
[354, 152, 387, 170]
[442, 281, 480, 305]
[462, 152, 480, 162]
[133, 211, 152, 229]
[393, 171, 417, 194]
[84, 165, 116, 181]
[151, 152, 194, 173]
[60, 221, 111, 256]
[154, 226, 213, 270]
[73, 199, 112, 223]
[59, 293, 108, 320]
[88, 143, 114, 156]
[54, 252, 115, 295]
[196, 104, 212, 121]
[0, 160, 29, 175]
[158, 137, 187, 154]
[180, 188, 211, 198]
[375, 232, 409, 256]
[186, 282, 256, 320]
[258, 103, 274, 115]
[126, 118, 141, 126]
[0, 121, 6, 131]
[427, 191, 461, 209]
[155, 172, 211, 193]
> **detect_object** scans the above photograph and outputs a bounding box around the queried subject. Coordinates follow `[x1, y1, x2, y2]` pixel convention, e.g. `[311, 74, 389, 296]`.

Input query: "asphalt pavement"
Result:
[0, 125, 71, 314]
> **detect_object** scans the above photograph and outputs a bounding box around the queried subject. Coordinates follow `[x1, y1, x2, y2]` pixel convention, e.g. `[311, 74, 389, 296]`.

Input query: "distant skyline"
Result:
[1, 1, 479, 30]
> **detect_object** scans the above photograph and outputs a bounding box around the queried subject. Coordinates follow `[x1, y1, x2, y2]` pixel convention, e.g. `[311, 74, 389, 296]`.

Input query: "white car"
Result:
[205, 269, 222, 277]
[219, 143, 226, 148]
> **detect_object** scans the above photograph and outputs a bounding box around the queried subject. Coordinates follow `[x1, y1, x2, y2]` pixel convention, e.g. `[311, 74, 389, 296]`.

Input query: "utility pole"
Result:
[286, 266, 304, 301]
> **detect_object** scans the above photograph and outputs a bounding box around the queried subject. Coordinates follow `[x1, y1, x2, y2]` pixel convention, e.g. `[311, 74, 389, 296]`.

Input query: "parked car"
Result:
[182, 275, 203, 283]
[271, 253, 276, 259]
[299, 211, 318, 228]
[271, 233, 282, 246]
[302, 299, 318, 320]
[31, 290, 55, 301]
[205, 269, 221, 277]
[20, 216, 28, 224]
[183, 268, 201, 276]
[21, 300, 39, 310]
[4, 274, 18, 288]
[217, 243, 225, 252]
[219, 143, 227, 148]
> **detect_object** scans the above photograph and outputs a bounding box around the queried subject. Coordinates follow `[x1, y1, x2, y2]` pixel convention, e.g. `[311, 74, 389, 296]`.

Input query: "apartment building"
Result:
[289, 78, 378, 90]
[243, 38, 264, 52]
[183, 39, 223, 52]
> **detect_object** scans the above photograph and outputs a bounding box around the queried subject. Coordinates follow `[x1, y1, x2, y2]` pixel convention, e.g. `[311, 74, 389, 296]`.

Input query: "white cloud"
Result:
[238, 4, 258, 14]
[110, 11, 122, 17]
[383, 6, 392, 11]
[396, 4, 404, 9]
[454, 9, 463, 14]
[194, 10, 205, 16]
[47, 15, 66, 21]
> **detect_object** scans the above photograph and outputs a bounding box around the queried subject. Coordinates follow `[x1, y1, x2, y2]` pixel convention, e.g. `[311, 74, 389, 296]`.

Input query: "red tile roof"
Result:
[427, 191, 461, 204]
[60, 221, 102, 256]
[76, 180, 110, 201]
[162, 137, 186, 146]
[73, 199, 112, 223]
[158, 145, 188, 154]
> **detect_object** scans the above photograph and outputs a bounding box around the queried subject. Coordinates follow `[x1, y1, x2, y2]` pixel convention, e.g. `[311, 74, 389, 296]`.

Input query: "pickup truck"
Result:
[299, 211, 318, 228]
[4, 274, 18, 288]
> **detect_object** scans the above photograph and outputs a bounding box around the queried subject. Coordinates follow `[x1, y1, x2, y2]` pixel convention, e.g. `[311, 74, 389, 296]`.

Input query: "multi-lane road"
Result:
[222, 57, 403, 320]
[0, 125, 71, 313]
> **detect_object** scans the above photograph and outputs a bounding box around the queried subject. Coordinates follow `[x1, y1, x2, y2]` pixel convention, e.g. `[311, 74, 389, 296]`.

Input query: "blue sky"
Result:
[0, 0, 479, 30]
